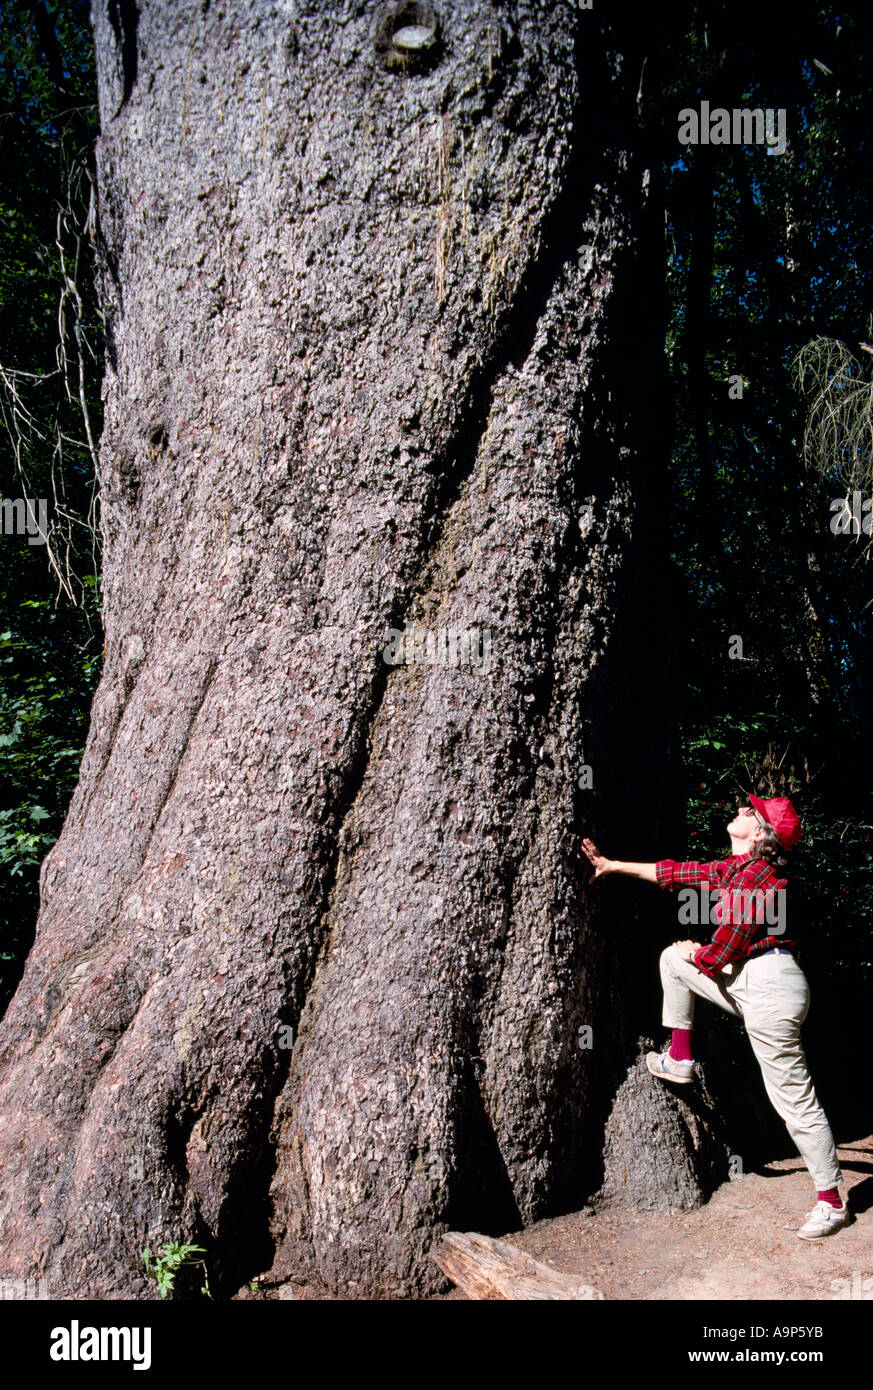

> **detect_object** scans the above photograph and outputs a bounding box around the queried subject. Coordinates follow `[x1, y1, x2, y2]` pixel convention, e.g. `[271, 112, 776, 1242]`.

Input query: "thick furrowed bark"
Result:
[266, 158, 661, 1295]
[0, 2, 687, 1298]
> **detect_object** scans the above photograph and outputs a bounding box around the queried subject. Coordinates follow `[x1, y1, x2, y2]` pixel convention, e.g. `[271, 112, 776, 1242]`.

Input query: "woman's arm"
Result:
[580, 839, 658, 883]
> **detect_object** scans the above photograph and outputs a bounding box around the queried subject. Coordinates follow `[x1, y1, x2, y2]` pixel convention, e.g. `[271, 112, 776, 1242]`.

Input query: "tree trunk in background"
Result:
[0, 1, 714, 1299]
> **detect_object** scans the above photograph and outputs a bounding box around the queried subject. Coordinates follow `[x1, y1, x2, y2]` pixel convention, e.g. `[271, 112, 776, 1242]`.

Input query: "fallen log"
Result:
[431, 1231, 605, 1300]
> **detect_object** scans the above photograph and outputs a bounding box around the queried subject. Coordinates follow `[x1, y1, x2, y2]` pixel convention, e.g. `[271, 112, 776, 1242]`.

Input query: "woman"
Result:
[580, 795, 848, 1239]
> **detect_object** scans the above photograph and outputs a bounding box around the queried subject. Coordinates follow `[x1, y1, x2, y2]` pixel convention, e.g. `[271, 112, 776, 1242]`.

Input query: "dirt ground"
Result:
[435, 1137, 873, 1301]
[239, 1137, 872, 1301]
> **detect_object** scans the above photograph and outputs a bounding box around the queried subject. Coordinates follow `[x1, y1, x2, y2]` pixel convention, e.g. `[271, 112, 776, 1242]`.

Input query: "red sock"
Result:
[669, 1028, 693, 1062]
[817, 1188, 842, 1208]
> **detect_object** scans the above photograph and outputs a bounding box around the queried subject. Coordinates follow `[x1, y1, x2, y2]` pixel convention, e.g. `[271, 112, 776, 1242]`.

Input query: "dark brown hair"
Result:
[754, 816, 790, 872]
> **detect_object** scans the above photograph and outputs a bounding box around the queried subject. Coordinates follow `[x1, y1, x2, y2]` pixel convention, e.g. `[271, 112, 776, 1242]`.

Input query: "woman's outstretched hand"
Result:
[581, 838, 614, 883]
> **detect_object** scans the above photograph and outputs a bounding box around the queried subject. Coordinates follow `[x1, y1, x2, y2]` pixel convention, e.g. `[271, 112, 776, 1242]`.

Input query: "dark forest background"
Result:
[1, 0, 870, 1145]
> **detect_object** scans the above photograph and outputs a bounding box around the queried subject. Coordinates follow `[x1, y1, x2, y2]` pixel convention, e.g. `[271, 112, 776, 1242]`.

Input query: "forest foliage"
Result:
[0, 0, 100, 1006]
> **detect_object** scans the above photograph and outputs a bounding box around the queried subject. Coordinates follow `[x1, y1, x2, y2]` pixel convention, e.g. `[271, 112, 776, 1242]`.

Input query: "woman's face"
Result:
[727, 804, 765, 846]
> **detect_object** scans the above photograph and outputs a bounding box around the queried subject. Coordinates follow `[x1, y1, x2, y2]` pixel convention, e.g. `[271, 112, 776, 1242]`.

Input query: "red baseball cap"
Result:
[749, 794, 802, 848]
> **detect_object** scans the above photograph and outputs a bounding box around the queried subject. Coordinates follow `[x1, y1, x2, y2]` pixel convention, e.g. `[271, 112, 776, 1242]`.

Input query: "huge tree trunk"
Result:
[0, 1, 703, 1299]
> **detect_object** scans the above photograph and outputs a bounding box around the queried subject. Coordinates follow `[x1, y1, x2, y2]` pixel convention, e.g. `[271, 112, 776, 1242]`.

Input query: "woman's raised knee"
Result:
[659, 944, 680, 971]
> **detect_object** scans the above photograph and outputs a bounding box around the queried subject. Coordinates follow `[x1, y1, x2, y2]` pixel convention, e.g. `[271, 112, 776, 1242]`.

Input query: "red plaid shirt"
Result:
[655, 853, 794, 978]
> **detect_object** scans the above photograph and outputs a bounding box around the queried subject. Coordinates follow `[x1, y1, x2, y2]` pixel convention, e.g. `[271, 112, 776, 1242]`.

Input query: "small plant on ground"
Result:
[141, 1242, 210, 1299]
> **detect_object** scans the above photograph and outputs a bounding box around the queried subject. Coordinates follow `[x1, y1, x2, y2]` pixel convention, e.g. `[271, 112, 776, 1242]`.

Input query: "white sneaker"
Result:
[645, 1049, 695, 1084]
[796, 1200, 849, 1240]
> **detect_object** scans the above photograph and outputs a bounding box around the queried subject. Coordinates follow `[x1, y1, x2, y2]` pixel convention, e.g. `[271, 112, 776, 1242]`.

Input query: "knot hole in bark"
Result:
[375, 2, 442, 75]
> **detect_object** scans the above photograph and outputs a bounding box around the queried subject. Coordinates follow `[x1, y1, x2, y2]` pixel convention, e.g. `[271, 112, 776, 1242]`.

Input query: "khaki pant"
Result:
[659, 945, 842, 1191]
